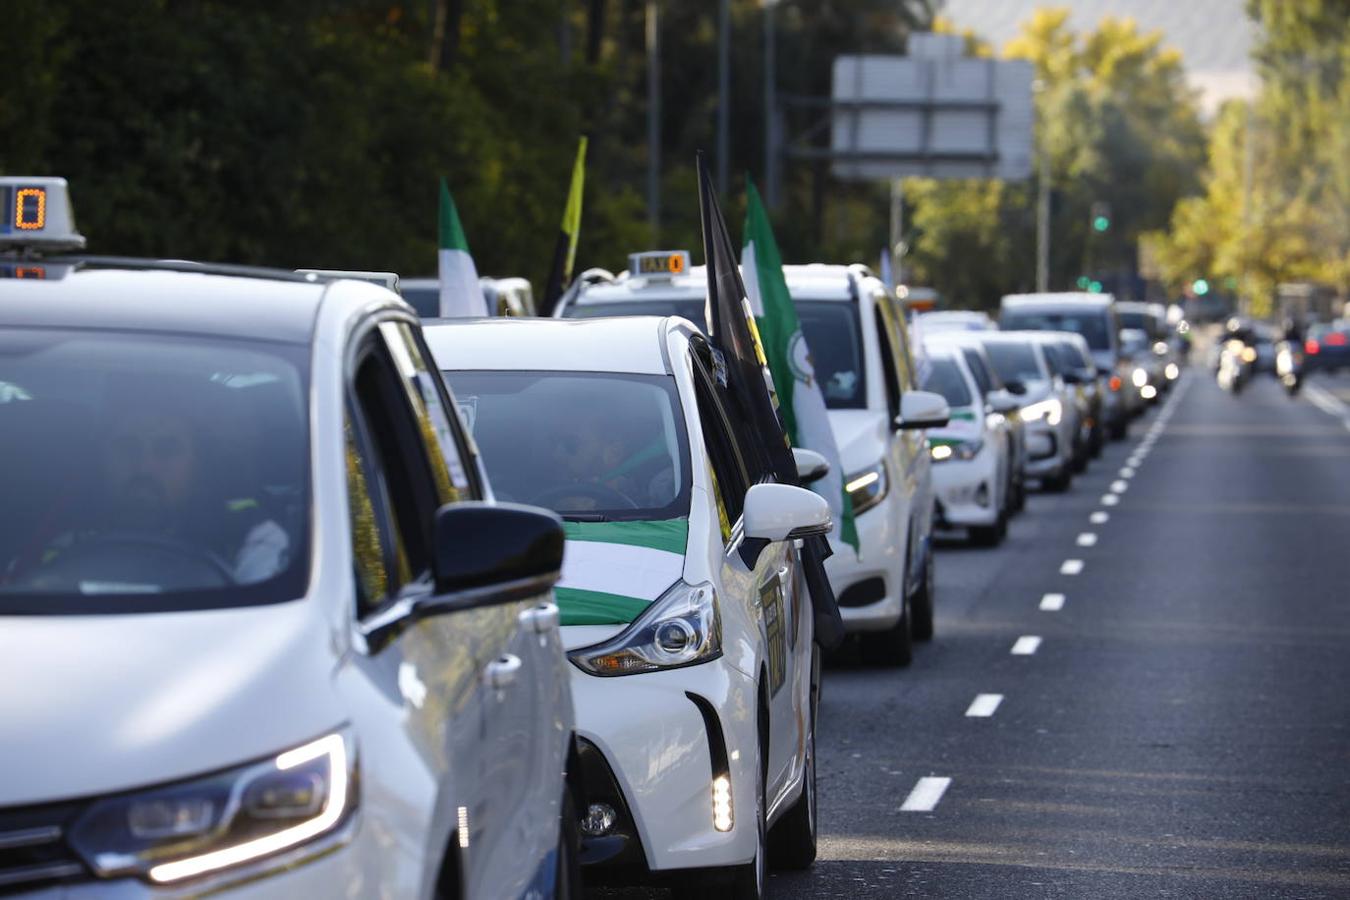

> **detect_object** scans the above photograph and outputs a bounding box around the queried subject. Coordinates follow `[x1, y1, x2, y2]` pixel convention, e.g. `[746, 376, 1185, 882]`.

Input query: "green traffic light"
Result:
[1089, 280, 1103, 293]
[1092, 216, 1110, 232]
[1192, 278, 1210, 296]
[1076, 276, 1091, 289]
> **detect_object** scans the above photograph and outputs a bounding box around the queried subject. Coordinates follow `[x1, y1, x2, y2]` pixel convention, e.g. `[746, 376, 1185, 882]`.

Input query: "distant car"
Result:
[1118, 328, 1157, 409]
[399, 276, 535, 317]
[1039, 334, 1101, 465]
[919, 348, 1015, 545]
[428, 315, 830, 895]
[1054, 332, 1105, 458]
[1305, 321, 1350, 373]
[999, 292, 1129, 440]
[976, 333, 1078, 492]
[1116, 301, 1169, 395]
[916, 310, 997, 334]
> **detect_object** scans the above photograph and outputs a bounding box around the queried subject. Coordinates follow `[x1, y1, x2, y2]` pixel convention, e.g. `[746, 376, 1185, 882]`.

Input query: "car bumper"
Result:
[932, 448, 1000, 528]
[570, 660, 760, 874]
[823, 495, 905, 632]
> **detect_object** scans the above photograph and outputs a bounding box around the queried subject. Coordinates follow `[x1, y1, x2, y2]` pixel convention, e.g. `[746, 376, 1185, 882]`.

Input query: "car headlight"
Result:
[569, 580, 721, 676]
[930, 439, 981, 462]
[69, 730, 355, 884]
[1241, 346, 1258, 363]
[844, 462, 888, 515]
[1132, 367, 1149, 388]
[1020, 397, 1062, 426]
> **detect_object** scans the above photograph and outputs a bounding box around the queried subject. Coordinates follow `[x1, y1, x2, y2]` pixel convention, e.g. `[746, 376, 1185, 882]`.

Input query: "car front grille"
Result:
[0, 801, 90, 894]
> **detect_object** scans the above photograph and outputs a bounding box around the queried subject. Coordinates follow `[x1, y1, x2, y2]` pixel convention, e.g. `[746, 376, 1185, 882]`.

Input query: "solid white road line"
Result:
[966, 694, 1004, 717]
[1101, 494, 1120, 506]
[1303, 383, 1350, 432]
[1011, 635, 1042, 655]
[1110, 480, 1129, 493]
[1090, 511, 1110, 524]
[1077, 532, 1098, 547]
[1061, 559, 1084, 575]
[1040, 592, 1066, 611]
[900, 776, 953, 812]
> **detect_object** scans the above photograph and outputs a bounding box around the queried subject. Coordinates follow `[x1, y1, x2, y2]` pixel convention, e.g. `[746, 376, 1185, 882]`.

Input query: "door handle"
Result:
[518, 602, 560, 634]
[485, 653, 522, 690]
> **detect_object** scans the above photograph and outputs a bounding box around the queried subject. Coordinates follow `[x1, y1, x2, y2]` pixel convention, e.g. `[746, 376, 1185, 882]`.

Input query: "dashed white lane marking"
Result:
[1120, 467, 1135, 478]
[1110, 480, 1129, 493]
[1040, 592, 1065, 611]
[966, 694, 1004, 717]
[900, 776, 953, 812]
[1090, 511, 1110, 524]
[1060, 559, 1084, 575]
[1011, 635, 1043, 655]
[1101, 494, 1120, 507]
[1076, 532, 1098, 547]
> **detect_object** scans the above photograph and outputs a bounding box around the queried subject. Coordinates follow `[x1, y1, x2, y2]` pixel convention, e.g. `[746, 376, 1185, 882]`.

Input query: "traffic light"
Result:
[1090, 201, 1111, 233]
[1076, 276, 1091, 289]
[1192, 278, 1210, 296]
[1088, 280, 1103, 293]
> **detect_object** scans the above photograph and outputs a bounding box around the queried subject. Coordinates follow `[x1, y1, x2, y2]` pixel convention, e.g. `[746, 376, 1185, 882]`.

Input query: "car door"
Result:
[689, 354, 803, 813]
[375, 321, 561, 898]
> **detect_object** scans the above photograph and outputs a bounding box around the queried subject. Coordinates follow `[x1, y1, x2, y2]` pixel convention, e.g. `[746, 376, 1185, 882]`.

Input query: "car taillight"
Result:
[1109, 375, 1122, 391]
[1325, 332, 1347, 347]
[1305, 339, 1320, 355]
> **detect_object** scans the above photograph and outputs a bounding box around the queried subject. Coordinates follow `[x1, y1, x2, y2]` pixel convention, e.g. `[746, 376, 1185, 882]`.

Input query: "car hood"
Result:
[0, 600, 343, 806]
[554, 520, 688, 631]
[1018, 380, 1054, 405]
[927, 407, 982, 443]
[827, 409, 889, 474]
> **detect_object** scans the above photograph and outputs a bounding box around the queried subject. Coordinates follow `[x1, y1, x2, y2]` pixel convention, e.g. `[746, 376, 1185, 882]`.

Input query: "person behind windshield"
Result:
[21, 394, 288, 588]
[547, 408, 673, 513]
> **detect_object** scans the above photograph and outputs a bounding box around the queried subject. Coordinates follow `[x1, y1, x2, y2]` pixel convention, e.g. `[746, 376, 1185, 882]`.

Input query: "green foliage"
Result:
[903, 8, 1206, 307]
[1, 0, 935, 290]
[1150, 0, 1350, 313]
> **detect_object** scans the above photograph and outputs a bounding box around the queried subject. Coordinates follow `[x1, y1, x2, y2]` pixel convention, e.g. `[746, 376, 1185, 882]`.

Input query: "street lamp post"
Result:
[762, 0, 779, 208]
[646, 0, 661, 240]
[1034, 79, 1050, 293]
[717, 0, 731, 196]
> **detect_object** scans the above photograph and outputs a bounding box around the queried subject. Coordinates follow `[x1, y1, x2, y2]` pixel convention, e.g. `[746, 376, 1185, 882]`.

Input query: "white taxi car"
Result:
[0, 178, 579, 900]
[426, 315, 830, 898]
[976, 332, 1079, 493]
[918, 347, 1014, 545]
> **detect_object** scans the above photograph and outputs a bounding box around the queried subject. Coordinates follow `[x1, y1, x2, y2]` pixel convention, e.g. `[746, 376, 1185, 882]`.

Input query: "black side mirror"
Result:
[1004, 379, 1028, 396]
[432, 501, 564, 597]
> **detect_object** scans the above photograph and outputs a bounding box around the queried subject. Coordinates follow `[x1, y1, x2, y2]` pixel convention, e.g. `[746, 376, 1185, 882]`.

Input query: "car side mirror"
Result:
[897, 390, 950, 430]
[987, 390, 1021, 414]
[1061, 370, 1083, 385]
[742, 483, 832, 542]
[1004, 379, 1028, 396]
[430, 502, 564, 597]
[359, 502, 564, 648]
[792, 447, 830, 485]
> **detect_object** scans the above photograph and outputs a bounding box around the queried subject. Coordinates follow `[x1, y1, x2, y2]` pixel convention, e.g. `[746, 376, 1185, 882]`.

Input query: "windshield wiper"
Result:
[561, 513, 609, 522]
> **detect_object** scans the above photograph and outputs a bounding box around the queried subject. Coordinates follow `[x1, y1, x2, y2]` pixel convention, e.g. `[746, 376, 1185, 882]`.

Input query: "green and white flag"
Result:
[438, 178, 489, 317]
[741, 179, 859, 555]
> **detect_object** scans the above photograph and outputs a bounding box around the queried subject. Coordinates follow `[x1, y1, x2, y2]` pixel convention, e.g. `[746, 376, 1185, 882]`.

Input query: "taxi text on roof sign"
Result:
[629, 250, 690, 280]
[0, 177, 86, 253]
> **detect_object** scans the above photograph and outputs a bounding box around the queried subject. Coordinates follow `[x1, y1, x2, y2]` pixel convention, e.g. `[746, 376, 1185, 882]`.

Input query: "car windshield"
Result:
[0, 330, 310, 613]
[564, 298, 706, 324]
[921, 357, 972, 408]
[443, 370, 690, 521]
[1003, 310, 1111, 350]
[794, 301, 867, 409]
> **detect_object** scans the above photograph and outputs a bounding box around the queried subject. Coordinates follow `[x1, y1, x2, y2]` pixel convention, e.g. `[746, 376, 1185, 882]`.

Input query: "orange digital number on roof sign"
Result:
[15, 188, 46, 231]
[668, 253, 685, 274]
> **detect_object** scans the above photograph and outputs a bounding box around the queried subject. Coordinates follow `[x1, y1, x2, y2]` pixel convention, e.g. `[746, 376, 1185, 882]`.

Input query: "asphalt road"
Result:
[594, 367, 1350, 899]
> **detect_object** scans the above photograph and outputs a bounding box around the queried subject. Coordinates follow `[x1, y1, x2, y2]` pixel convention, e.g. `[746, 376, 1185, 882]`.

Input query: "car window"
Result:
[872, 305, 903, 421]
[887, 301, 919, 393]
[348, 334, 441, 590]
[0, 329, 310, 613]
[344, 420, 406, 612]
[961, 348, 995, 395]
[921, 357, 973, 408]
[442, 369, 690, 522]
[983, 341, 1044, 384]
[379, 322, 477, 503]
[1002, 310, 1111, 350]
[691, 353, 752, 543]
[795, 300, 866, 409]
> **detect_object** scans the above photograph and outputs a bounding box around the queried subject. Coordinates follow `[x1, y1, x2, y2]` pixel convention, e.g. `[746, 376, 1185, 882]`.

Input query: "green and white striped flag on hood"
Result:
[438, 178, 489, 318]
[741, 179, 859, 555]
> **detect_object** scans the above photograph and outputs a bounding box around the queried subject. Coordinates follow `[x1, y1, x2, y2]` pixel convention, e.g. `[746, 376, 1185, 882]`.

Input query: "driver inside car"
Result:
[18, 397, 289, 588]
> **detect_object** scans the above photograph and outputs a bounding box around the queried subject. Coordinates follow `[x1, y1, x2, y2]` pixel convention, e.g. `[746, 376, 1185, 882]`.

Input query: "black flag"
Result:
[695, 153, 845, 650]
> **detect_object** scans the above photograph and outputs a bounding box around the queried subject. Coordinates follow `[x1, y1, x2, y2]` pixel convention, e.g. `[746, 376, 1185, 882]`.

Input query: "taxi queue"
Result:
[0, 176, 1164, 900]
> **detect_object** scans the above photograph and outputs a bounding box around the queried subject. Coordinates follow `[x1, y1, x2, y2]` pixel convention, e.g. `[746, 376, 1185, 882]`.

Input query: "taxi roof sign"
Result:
[628, 250, 690, 281]
[0, 177, 86, 253]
